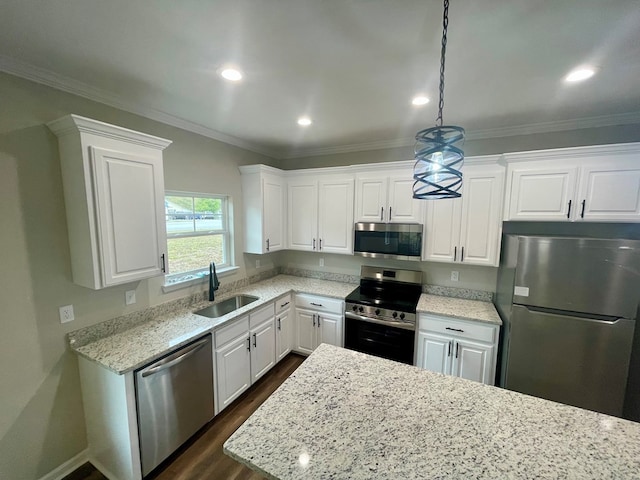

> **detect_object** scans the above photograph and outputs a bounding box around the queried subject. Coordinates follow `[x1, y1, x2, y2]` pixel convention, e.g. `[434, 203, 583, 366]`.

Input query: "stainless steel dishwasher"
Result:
[135, 334, 214, 476]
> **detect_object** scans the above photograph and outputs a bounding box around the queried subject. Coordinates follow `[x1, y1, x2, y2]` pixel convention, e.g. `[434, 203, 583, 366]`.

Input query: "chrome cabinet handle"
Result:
[141, 337, 208, 377]
[454, 246, 457, 262]
[313, 238, 316, 250]
[247, 337, 251, 351]
[446, 327, 465, 333]
[161, 254, 166, 273]
[312, 314, 316, 327]
[581, 199, 586, 218]
[461, 247, 465, 262]
[567, 200, 572, 219]
[317, 315, 321, 328]
[447, 341, 452, 357]
[277, 317, 281, 330]
[319, 238, 322, 250]
[310, 302, 323, 307]
[380, 207, 384, 221]
[266, 238, 270, 251]
[253, 333, 257, 348]
[280, 301, 290, 308]
[455, 342, 460, 358]
[389, 206, 392, 221]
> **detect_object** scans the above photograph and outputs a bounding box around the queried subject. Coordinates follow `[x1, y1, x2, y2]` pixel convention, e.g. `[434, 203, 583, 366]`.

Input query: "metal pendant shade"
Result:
[413, 0, 465, 200]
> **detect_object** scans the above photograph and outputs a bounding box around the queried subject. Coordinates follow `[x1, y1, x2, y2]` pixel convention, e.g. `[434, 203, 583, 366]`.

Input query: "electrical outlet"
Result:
[125, 290, 137, 305]
[451, 271, 459, 282]
[256, 259, 261, 268]
[59, 305, 75, 323]
[319, 258, 324, 267]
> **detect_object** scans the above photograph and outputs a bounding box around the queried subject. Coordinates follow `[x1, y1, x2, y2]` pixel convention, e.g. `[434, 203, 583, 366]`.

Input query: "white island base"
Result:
[224, 344, 640, 479]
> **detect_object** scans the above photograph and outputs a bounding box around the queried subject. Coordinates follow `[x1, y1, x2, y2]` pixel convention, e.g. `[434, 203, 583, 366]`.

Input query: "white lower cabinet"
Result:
[416, 314, 499, 385]
[214, 303, 276, 413]
[275, 294, 293, 361]
[293, 294, 344, 355]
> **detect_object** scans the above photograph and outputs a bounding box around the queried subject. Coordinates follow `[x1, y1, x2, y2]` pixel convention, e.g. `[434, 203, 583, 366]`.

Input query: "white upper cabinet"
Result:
[423, 159, 505, 267]
[48, 115, 171, 289]
[355, 167, 423, 223]
[239, 165, 285, 253]
[288, 175, 354, 254]
[504, 143, 640, 222]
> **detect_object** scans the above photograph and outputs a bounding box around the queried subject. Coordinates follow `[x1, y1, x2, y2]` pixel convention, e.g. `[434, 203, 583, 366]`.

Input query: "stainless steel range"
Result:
[344, 266, 422, 364]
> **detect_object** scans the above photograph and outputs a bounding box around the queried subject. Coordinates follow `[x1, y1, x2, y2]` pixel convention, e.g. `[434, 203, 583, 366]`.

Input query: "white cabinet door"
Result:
[263, 174, 285, 251]
[416, 331, 452, 375]
[451, 339, 493, 384]
[388, 175, 423, 223]
[215, 335, 251, 410]
[317, 312, 342, 347]
[507, 164, 578, 221]
[275, 309, 292, 361]
[250, 318, 276, 382]
[423, 198, 462, 263]
[355, 176, 388, 222]
[91, 146, 167, 286]
[318, 178, 354, 254]
[288, 179, 318, 251]
[459, 169, 504, 266]
[294, 308, 316, 355]
[576, 160, 640, 222]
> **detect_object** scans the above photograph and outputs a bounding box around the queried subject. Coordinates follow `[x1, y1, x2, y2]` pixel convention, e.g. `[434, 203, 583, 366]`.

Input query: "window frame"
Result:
[163, 191, 234, 289]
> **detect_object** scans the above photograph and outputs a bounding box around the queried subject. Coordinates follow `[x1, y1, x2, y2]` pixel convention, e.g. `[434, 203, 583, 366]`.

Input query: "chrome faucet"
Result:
[209, 262, 220, 301]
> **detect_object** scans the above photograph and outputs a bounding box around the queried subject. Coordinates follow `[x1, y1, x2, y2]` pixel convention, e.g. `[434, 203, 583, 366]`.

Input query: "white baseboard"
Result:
[38, 449, 88, 480]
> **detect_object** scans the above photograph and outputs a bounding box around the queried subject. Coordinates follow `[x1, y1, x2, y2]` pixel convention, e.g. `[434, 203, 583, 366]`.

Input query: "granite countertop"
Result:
[417, 293, 502, 325]
[70, 275, 356, 374]
[224, 344, 640, 479]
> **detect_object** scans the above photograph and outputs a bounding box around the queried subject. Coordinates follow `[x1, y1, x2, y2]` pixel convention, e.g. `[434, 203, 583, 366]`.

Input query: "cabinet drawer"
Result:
[250, 303, 275, 329]
[215, 316, 249, 348]
[419, 315, 496, 344]
[275, 294, 292, 314]
[295, 294, 343, 314]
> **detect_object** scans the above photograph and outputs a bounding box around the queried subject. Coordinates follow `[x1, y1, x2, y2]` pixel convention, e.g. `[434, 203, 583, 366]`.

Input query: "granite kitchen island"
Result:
[224, 344, 640, 479]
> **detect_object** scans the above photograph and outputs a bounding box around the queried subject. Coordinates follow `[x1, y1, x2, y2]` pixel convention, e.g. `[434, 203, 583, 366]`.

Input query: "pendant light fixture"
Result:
[413, 0, 465, 199]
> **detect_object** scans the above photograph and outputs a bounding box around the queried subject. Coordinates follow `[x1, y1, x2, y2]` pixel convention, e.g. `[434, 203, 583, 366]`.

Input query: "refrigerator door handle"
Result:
[523, 305, 623, 324]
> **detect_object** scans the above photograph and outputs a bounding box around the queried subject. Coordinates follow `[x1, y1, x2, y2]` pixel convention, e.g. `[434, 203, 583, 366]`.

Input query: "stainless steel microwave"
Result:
[353, 223, 423, 261]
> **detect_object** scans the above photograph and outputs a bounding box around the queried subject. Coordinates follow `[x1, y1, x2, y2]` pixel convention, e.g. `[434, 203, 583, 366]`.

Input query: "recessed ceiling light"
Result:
[220, 68, 243, 81]
[412, 96, 430, 106]
[297, 117, 312, 126]
[564, 67, 597, 83]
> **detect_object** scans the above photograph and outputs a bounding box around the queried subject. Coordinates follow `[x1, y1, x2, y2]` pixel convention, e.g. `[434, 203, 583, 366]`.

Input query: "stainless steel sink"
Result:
[194, 294, 259, 318]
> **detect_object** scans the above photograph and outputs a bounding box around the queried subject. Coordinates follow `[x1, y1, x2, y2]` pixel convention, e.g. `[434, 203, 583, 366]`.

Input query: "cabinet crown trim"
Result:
[503, 142, 640, 163]
[47, 114, 172, 150]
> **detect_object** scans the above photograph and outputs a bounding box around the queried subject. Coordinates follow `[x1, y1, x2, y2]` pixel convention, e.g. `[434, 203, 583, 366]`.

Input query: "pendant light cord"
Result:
[436, 0, 449, 127]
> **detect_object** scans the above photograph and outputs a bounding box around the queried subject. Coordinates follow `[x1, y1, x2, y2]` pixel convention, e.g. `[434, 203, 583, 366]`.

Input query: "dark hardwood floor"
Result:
[65, 353, 306, 480]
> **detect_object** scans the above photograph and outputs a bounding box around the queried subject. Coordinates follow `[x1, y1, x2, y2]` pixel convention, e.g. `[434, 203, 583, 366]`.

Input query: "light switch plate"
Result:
[125, 290, 136, 305]
[319, 258, 324, 267]
[451, 271, 459, 282]
[59, 305, 74, 323]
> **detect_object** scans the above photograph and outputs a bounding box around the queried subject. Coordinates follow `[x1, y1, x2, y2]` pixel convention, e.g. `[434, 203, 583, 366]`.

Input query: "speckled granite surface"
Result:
[69, 275, 355, 374]
[423, 284, 493, 302]
[417, 294, 502, 325]
[224, 344, 640, 479]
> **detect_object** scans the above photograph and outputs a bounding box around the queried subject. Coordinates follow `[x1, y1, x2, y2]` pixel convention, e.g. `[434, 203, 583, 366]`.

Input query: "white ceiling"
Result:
[1, 0, 639, 159]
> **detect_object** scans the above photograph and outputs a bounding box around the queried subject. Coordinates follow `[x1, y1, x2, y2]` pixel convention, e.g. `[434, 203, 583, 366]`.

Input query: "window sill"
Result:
[161, 266, 239, 293]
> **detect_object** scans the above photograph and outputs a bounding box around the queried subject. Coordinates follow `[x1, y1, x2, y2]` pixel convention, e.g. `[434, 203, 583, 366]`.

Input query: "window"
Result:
[164, 192, 232, 286]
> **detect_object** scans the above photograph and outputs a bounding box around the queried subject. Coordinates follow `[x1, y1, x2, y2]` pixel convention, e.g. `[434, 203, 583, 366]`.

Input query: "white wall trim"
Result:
[38, 449, 89, 480]
[0, 55, 279, 159]
[3, 54, 639, 162]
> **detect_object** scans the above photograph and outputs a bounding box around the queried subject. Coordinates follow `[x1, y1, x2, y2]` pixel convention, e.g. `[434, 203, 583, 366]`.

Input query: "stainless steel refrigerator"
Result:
[495, 233, 640, 417]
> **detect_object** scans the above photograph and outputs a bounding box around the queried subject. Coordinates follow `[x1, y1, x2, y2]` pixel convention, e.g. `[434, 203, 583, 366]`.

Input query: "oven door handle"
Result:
[345, 311, 415, 331]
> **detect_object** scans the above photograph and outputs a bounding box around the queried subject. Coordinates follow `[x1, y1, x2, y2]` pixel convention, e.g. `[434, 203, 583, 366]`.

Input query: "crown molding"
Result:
[0, 55, 279, 159]
[3, 55, 640, 162]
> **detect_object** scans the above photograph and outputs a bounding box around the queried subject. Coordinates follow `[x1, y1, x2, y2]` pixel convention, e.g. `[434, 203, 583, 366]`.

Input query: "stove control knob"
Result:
[358, 306, 364, 313]
[375, 309, 381, 315]
[352, 305, 358, 311]
[399, 313, 405, 320]
[392, 312, 398, 318]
